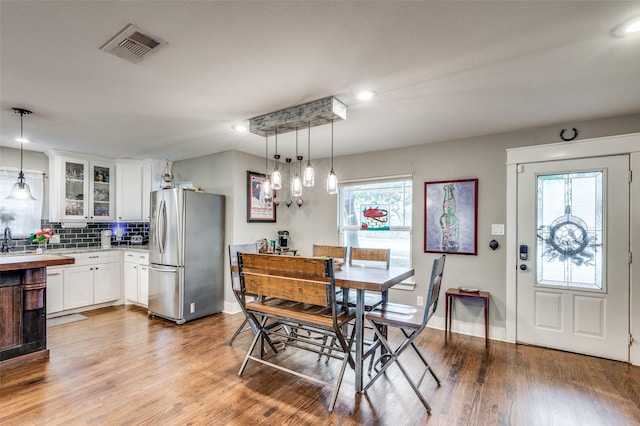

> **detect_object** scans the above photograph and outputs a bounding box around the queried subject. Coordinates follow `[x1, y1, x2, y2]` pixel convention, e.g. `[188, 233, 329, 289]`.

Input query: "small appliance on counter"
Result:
[101, 230, 112, 249]
[277, 230, 290, 250]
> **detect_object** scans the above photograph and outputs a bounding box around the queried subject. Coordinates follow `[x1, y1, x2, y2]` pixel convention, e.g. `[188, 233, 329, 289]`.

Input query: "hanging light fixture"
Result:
[291, 128, 303, 197]
[303, 121, 315, 187]
[285, 158, 293, 208]
[263, 135, 272, 199]
[7, 108, 36, 200]
[327, 120, 338, 195]
[271, 128, 282, 190]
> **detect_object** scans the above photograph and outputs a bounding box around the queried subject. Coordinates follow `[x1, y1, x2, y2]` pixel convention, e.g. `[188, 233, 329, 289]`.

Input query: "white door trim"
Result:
[505, 132, 640, 364]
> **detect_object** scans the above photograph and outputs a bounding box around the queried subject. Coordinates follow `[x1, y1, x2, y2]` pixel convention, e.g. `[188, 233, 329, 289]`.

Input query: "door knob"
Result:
[519, 264, 527, 271]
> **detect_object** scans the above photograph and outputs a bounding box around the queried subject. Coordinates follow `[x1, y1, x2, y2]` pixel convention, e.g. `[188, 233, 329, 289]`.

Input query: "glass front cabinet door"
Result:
[52, 154, 115, 221]
[91, 162, 114, 220]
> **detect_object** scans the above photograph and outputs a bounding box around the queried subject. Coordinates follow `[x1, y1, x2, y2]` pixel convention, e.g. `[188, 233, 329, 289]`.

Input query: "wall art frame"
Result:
[247, 171, 276, 223]
[424, 178, 478, 255]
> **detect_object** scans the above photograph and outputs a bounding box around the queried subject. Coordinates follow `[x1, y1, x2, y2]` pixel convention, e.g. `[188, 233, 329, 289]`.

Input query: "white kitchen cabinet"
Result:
[116, 161, 143, 221]
[54, 251, 121, 312]
[47, 151, 115, 222]
[93, 261, 121, 304]
[142, 161, 153, 221]
[46, 267, 64, 314]
[124, 251, 149, 307]
[63, 265, 95, 310]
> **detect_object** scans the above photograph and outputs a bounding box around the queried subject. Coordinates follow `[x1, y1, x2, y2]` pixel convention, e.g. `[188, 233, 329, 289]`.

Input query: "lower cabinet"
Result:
[47, 251, 122, 314]
[124, 251, 149, 307]
[46, 267, 64, 314]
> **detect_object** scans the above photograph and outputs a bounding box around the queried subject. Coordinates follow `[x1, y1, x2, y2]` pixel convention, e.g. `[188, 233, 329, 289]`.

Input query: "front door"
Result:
[516, 155, 630, 361]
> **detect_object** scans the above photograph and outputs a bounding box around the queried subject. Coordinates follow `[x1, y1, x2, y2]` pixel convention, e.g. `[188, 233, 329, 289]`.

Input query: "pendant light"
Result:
[285, 158, 293, 207]
[271, 129, 282, 190]
[291, 128, 303, 197]
[263, 135, 272, 199]
[7, 108, 36, 200]
[303, 121, 315, 187]
[327, 119, 338, 195]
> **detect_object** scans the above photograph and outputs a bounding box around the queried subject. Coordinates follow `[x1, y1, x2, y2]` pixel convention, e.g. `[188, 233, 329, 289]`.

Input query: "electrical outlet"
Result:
[417, 296, 424, 306]
[49, 234, 60, 244]
[190, 302, 195, 313]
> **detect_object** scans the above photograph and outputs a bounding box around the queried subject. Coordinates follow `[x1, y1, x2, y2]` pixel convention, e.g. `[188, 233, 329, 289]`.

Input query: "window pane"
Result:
[340, 177, 412, 268]
[536, 171, 603, 290]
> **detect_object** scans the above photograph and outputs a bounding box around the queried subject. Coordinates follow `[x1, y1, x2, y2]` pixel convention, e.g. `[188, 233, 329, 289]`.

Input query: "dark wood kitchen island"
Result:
[0, 254, 75, 370]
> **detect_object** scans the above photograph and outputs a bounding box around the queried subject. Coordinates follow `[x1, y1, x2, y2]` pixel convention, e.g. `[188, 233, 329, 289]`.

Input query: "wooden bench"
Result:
[237, 253, 356, 412]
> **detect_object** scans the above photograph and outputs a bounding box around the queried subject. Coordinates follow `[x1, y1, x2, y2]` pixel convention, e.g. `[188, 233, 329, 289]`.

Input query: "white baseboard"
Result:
[224, 300, 241, 314]
[428, 316, 509, 343]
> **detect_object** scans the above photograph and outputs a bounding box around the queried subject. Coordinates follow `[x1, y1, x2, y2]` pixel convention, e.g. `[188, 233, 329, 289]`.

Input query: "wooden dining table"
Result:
[333, 264, 415, 393]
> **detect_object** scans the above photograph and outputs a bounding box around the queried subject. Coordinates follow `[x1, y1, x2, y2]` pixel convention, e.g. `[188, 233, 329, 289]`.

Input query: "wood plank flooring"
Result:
[1, 305, 639, 425]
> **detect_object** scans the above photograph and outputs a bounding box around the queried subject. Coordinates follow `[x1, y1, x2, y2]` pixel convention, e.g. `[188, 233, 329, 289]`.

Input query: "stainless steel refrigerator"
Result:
[148, 188, 225, 324]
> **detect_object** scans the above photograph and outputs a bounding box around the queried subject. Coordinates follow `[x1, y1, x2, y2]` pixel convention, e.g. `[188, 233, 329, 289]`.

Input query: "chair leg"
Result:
[227, 318, 250, 345]
[394, 359, 433, 414]
[238, 327, 263, 375]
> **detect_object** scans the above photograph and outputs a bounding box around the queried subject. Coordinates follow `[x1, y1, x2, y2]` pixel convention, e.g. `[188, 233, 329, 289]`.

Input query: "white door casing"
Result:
[505, 132, 640, 365]
[516, 155, 629, 361]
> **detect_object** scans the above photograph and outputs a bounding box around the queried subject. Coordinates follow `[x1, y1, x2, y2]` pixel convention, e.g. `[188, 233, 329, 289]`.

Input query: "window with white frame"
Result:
[0, 168, 44, 237]
[339, 175, 412, 268]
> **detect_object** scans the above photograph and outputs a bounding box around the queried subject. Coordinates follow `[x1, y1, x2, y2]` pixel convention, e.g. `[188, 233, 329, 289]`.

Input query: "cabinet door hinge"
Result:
[629, 170, 632, 183]
[630, 335, 635, 346]
[629, 252, 633, 264]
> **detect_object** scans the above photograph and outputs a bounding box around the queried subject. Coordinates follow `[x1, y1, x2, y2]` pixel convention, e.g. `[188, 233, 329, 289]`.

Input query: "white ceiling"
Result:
[1, 1, 639, 161]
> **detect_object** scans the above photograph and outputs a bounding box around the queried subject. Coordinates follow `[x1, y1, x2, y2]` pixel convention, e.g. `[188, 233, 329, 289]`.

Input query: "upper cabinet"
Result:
[48, 151, 165, 223]
[48, 151, 115, 222]
[116, 160, 142, 221]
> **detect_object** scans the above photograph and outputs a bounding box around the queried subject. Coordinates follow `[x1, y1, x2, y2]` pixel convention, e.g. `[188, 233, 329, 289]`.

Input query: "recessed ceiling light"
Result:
[627, 19, 640, 33]
[232, 124, 248, 132]
[614, 16, 640, 36]
[16, 137, 30, 143]
[357, 90, 377, 101]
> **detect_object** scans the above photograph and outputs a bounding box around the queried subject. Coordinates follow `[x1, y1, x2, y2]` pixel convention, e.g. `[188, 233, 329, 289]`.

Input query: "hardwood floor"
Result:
[1, 305, 639, 425]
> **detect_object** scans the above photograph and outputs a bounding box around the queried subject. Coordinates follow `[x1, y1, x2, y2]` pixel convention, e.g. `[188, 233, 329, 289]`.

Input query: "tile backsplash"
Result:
[9, 221, 149, 253]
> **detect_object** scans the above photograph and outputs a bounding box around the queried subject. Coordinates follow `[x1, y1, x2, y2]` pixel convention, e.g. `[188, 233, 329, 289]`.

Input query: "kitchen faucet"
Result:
[2, 226, 12, 253]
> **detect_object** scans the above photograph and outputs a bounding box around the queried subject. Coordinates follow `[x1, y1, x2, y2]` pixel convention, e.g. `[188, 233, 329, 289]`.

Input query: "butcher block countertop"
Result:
[0, 254, 75, 272]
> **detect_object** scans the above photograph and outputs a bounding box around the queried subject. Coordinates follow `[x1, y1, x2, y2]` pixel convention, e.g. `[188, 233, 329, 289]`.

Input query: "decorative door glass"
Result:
[92, 165, 111, 217]
[536, 171, 603, 290]
[65, 161, 85, 217]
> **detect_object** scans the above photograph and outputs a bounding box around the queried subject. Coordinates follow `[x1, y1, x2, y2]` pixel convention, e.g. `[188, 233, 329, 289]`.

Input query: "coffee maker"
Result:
[277, 230, 290, 250]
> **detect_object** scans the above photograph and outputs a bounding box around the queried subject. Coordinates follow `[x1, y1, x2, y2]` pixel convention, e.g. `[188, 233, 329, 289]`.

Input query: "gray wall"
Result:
[172, 112, 640, 337]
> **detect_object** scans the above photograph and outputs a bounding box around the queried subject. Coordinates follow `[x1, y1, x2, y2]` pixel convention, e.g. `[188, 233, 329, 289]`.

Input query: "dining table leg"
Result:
[355, 289, 365, 393]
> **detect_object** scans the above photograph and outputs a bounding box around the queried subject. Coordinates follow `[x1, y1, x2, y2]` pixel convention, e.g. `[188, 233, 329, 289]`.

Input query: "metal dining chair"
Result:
[363, 254, 446, 414]
[227, 243, 259, 345]
[313, 244, 347, 260]
[349, 247, 390, 269]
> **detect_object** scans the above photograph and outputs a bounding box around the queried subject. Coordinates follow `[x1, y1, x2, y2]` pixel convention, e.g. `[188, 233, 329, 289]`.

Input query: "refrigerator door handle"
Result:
[158, 199, 167, 254]
[149, 265, 177, 273]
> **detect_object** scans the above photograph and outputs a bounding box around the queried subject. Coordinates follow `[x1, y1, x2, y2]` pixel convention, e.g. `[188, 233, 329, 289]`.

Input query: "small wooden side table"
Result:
[445, 288, 490, 348]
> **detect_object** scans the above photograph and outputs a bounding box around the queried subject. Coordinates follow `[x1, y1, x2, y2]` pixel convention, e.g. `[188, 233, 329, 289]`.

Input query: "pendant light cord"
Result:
[307, 122, 311, 165]
[331, 119, 334, 170]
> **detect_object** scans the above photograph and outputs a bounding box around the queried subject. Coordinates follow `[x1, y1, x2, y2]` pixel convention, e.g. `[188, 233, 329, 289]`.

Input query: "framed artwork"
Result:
[247, 171, 276, 223]
[424, 179, 478, 255]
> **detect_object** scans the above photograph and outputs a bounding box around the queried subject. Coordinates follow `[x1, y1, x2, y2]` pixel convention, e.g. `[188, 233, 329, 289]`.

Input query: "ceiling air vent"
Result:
[100, 23, 167, 64]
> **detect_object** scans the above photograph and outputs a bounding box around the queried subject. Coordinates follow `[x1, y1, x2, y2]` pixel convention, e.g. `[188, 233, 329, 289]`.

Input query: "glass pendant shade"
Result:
[291, 174, 302, 197]
[303, 162, 315, 187]
[271, 167, 282, 190]
[7, 108, 36, 200]
[326, 119, 338, 195]
[263, 134, 272, 198]
[263, 177, 272, 198]
[7, 175, 36, 200]
[327, 169, 338, 195]
[303, 123, 315, 187]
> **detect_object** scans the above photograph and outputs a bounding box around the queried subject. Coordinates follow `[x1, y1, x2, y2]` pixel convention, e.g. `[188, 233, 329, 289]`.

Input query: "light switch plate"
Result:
[49, 234, 61, 244]
[491, 224, 505, 235]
